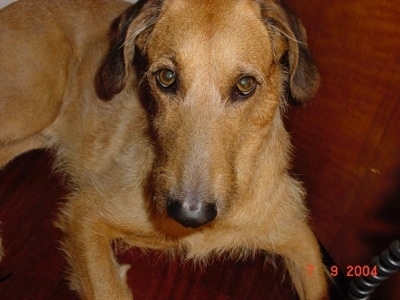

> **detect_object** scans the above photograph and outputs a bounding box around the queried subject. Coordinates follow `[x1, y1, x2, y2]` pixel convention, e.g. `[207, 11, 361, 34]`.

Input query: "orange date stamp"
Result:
[307, 264, 378, 277]
[330, 265, 378, 277]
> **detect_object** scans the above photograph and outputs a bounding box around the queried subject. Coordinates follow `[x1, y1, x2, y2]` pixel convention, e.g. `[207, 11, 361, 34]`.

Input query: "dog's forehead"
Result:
[146, 0, 273, 73]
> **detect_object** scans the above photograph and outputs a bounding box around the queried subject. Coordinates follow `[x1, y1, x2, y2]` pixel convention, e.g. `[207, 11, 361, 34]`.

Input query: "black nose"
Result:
[166, 198, 217, 228]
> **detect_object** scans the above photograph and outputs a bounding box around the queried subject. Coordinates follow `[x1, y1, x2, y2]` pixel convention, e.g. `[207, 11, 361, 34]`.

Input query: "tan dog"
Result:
[0, 0, 328, 299]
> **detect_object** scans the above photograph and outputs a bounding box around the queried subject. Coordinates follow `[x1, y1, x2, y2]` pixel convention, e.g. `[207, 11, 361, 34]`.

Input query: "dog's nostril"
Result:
[166, 198, 217, 228]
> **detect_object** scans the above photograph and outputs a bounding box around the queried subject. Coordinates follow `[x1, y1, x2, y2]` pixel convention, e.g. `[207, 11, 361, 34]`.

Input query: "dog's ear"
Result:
[97, 0, 161, 100]
[258, 0, 320, 104]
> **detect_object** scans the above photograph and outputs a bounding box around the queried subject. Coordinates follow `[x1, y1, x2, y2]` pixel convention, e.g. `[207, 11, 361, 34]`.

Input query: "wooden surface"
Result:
[286, 0, 400, 298]
[1, 0, 399, 299]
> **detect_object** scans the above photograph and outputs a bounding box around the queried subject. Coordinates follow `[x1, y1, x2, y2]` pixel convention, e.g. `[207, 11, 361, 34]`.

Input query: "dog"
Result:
[0, 0, 328, 299]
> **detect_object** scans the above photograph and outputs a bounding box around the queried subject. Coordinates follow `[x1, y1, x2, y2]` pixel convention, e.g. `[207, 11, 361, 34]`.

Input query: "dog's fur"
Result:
[0, 0, 328, 299]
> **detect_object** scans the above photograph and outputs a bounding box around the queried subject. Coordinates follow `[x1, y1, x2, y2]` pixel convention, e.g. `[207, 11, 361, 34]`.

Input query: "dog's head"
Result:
[99, 0, 319, 229]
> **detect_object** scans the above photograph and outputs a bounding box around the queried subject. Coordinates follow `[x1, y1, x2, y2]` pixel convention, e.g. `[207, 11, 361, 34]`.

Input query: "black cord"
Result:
[348, 239, 400, 300]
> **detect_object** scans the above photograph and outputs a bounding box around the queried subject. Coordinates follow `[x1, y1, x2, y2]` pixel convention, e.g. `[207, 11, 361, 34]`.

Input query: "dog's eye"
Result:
[232, 76, 257, 100]
[236, 76, 256, 95]
[156, 69, 176, 90]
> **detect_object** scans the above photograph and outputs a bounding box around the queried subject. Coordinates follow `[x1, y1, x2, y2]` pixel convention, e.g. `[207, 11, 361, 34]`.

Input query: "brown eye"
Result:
[236, 76, 256, 96]
[156, 69, 176, 89]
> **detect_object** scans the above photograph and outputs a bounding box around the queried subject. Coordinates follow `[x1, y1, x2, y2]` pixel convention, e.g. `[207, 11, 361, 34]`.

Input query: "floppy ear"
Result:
[97, 0, 161, 100]
[258, 0, 320, 104]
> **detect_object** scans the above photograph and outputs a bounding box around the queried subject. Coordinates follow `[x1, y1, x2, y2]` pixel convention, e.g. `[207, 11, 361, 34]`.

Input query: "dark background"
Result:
[286, 0, 400, 298]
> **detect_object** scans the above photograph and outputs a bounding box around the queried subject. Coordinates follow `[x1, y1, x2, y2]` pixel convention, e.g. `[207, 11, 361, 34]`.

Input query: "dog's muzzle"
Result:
[166, 197, 217, 228]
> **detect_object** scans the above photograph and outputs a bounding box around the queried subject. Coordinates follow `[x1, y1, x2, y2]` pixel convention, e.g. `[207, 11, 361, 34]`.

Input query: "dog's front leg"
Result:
[275, 223, 328, 300]
[59, 202, 133, 300]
